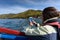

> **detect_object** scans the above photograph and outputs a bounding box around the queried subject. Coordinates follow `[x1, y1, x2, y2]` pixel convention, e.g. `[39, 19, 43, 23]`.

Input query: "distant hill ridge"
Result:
[0, 10, 42, 19]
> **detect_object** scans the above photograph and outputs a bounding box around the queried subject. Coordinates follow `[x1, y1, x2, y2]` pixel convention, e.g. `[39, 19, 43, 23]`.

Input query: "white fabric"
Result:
[25, 25, 57, 35]
[44, 17, 58, 23]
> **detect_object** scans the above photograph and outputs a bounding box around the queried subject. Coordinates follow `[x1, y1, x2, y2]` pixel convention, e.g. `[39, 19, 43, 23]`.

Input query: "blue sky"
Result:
[0, 0, 60, 14]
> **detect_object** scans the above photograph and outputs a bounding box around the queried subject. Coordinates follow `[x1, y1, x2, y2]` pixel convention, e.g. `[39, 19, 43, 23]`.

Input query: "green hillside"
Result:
[0, 10, 42, 19]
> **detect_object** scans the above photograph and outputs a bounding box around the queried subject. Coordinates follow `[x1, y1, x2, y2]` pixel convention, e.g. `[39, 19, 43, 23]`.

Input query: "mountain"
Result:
[0, 10, 42, 19]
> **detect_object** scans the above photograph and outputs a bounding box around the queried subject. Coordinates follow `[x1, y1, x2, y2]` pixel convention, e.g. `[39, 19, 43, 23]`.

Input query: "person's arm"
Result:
[29, 17, 40, 27]
[32, 20, 40, 27]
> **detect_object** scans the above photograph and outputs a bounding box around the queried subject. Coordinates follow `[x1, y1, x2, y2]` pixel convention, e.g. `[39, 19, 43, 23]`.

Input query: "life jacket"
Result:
[45, 21, 60, 40]
[44, 19, 60, 30]
[46, 22, 60, 28]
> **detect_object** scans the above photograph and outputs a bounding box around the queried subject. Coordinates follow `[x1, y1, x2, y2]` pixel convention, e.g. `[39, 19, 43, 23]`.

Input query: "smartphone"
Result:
[29, 17, 33, 22]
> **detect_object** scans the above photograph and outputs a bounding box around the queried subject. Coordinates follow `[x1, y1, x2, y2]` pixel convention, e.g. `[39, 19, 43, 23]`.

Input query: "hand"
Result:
[30, 22, 34, 26]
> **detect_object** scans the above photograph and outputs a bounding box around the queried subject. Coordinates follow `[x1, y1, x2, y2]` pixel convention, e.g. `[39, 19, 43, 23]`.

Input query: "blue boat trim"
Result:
[0, 34, 28, 40]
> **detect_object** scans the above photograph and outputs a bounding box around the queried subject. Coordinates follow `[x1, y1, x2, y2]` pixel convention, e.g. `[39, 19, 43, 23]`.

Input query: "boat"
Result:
[0, 34, 28, 40]
[0, 27, 25, 36]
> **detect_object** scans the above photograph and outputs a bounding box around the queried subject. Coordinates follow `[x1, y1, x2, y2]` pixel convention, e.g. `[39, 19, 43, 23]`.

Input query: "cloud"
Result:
[23, 0, 60, 6]
[0, 0, 60, 8]
[0, 6, 28, 14]
[0, 5, 40, 14]
[0, 0, 60, 7]
[0, 0, 60, 14]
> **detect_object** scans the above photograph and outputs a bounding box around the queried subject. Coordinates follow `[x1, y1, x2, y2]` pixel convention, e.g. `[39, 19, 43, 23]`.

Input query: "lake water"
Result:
[0, 18, 42, 32]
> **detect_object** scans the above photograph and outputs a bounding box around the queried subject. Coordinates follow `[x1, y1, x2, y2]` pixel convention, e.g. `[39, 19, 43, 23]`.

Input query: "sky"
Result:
[0, 0, 60, 14]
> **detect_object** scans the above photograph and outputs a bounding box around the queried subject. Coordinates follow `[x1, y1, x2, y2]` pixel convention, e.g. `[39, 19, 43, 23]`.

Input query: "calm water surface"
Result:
[0, 18, 42, 32]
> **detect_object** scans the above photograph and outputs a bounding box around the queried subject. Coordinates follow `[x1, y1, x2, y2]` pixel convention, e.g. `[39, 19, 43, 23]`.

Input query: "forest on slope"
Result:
[0, 10, 42, 19]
